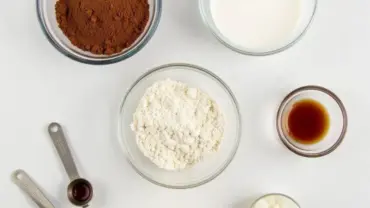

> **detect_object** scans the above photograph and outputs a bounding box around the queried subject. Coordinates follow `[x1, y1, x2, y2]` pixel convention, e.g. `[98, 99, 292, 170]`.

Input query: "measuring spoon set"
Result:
[11, 123, 93, 208]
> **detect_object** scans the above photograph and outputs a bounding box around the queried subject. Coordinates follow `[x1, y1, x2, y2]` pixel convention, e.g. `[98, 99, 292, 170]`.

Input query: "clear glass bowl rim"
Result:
[250, 193, 301, 208]
[276, 85, 348, 158]
[36, 0, 162, 65]
[117, 63, 242, 189]
[198, 0, 318, 56]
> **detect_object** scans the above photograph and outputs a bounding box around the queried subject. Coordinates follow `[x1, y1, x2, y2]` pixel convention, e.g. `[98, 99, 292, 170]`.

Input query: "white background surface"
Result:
[1, 0, 370, 207]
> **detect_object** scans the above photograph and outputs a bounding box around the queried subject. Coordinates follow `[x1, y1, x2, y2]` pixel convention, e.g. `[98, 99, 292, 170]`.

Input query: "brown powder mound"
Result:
[55, 0, 150, 55]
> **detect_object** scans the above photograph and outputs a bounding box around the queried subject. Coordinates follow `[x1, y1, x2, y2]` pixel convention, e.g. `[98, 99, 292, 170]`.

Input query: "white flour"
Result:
[211, 0, 301, 51]
[130, 79, 224, 170]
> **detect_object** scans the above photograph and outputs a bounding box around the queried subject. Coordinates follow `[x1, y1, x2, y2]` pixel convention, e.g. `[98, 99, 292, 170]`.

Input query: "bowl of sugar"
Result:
[251, 193, 300, 208]
[199, 0, 317, 55]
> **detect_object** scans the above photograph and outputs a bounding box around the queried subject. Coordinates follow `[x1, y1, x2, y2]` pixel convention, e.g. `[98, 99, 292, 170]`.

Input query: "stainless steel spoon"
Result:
[11, 169, 55, 208]
[48, 122, 93, 207]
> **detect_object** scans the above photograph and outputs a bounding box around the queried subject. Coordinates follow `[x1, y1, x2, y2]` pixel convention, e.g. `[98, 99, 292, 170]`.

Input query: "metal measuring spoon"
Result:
[11, 169, 55, 208]
[48, 122, 93, 207]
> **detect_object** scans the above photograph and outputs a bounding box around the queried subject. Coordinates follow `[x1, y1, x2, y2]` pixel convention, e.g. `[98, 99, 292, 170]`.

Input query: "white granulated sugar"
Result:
[130, 79, 224, 170]
[253, 195, 299, 208]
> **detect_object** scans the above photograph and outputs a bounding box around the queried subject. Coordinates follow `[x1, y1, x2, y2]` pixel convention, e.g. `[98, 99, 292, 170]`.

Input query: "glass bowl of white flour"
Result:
[118, 63, 241, 188]
[199, 0, 317, 55]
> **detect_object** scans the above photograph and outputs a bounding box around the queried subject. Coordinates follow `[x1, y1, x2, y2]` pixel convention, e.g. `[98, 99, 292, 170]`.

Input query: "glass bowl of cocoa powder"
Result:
[36, 0, 162, 65]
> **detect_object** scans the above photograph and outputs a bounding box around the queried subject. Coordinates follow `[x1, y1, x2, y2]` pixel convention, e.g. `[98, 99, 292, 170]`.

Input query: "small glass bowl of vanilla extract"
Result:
[277, 86, 348, 157]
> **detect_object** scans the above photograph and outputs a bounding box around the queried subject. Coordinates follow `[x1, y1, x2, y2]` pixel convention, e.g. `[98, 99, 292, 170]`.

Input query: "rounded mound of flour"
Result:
[130, 79, 224, 170]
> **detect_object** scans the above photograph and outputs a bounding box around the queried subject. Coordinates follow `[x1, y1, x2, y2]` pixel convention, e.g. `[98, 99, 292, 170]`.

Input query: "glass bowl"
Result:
[36, 0, 162, 65]
[199, 0, 317, 56]
[251, 193, 300, 208]
[118, 63, 241, 189]
[277, 86, 348, 157]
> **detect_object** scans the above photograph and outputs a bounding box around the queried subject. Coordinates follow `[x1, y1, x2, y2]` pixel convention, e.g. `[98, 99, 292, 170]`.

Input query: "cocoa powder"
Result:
[55, 0, 149, 55]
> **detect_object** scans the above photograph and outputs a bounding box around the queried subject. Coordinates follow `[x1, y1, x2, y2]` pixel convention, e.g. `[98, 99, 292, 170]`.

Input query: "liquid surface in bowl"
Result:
[55, 0, 150, 55]
[210, 0, 301, 51]
[287, 99, 330, 144]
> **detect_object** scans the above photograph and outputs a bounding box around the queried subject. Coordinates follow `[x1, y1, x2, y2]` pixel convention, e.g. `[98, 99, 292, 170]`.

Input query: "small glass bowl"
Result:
[277, 86, 348, 157]
[199, 0, 317, 56]
[36, 0, 162, 65]
[251, 193, 300, 208]
[118, 63, 241, 189]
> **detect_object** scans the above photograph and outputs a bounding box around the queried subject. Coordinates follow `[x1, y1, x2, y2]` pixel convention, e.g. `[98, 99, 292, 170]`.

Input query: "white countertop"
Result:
[1, 0, 370, 207]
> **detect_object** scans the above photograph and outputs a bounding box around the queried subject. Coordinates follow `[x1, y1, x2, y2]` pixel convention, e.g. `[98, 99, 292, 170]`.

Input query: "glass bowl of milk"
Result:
[199, 0, 317, 55]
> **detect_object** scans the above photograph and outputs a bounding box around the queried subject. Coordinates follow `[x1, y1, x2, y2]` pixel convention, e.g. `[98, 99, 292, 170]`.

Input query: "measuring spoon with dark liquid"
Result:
[48, 122, 93, 207]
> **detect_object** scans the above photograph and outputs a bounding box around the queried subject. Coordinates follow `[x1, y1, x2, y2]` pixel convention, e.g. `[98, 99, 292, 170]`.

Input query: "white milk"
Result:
[211, 0, 302, 52]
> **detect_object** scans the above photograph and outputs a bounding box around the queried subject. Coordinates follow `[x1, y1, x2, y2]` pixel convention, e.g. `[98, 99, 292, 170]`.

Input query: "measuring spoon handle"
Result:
[11, 169, 55, 208]
[48, 122, 80, 181]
